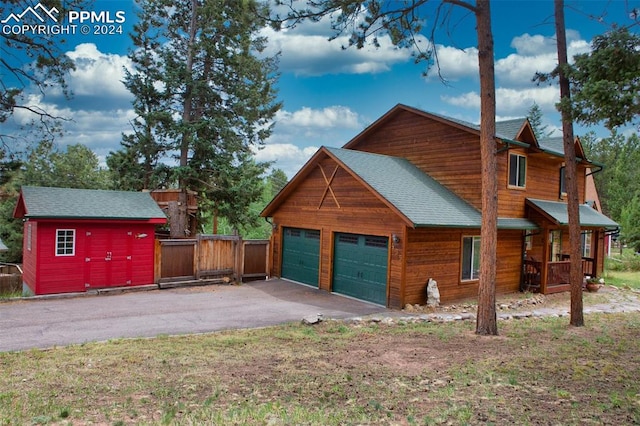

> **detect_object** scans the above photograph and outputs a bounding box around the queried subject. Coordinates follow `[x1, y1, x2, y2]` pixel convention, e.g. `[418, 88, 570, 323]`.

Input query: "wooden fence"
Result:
[0, 263, 23, 294]
[155, 235, 269, 285]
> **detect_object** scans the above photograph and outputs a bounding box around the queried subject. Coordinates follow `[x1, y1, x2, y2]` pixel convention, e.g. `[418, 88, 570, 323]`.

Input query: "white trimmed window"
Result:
[27, 223, 32, 251]
[56, 229, 75, 256]
[508, 153, 527, 188]
[461, 236, 481, 281]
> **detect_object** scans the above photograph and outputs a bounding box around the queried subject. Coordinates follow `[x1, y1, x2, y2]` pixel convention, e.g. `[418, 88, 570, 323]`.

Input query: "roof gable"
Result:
[325, 147, 482, 228]
[343, 104, 532, 151]
[263, 146, 537, 230]
[14, 186, 167, 221]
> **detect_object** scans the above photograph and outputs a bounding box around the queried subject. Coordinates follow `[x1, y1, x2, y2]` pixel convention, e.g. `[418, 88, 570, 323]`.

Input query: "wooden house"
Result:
[13, 186, 167, 296]
[261, 104, 618, 308]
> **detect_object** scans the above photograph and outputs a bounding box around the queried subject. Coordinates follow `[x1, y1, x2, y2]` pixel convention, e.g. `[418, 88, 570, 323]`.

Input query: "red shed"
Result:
[13, 186, 167, 296]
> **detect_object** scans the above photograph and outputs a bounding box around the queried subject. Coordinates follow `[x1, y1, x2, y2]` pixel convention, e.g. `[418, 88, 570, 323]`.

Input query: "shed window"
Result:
[461, 236, 481, 281]
[508, 153, 527, 188]
[56, 229, 75, 256]
[27, 223, 32, 251]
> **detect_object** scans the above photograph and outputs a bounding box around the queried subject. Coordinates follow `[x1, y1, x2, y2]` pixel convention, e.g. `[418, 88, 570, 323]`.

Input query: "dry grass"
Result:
[1, 310, 639, 425]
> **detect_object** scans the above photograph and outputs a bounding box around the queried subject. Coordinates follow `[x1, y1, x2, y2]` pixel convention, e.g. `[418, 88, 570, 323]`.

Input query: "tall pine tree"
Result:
[110, 0, 281, 235]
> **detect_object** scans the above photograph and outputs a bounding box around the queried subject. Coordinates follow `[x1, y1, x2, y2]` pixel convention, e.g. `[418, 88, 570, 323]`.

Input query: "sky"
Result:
[3, 0, 639, 178]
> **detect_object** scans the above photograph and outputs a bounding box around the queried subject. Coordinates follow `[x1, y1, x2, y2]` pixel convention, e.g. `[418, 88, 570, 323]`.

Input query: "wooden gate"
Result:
[155, 239, 197, 282]
[155, 235, 269, 284]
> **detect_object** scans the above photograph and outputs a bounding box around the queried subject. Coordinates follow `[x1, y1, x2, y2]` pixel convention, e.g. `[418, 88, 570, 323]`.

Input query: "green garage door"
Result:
[281, 228, 320, 286]
[333, 233, 388, 305]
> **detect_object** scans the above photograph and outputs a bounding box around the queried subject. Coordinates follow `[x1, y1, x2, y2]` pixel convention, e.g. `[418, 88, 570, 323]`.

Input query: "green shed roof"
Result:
[16, 186, 167, 221]
[526, 198, 618, 229]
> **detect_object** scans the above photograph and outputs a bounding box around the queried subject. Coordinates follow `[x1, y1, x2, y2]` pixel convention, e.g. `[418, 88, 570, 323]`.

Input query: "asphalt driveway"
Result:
[0, 279, 387, 352]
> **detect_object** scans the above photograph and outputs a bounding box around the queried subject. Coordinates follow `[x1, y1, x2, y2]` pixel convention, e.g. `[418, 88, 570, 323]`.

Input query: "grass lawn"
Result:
[604, 270, 640, 290]
[1, 311, 639, 425]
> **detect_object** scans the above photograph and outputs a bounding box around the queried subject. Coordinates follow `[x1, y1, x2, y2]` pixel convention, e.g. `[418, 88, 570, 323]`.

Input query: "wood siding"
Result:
[346, 110, 588, 218]
[270, 158, 407, 308]
[346, 110, 484, 210]
[497, 149, 587, 217]
[404, 228, 522, 305]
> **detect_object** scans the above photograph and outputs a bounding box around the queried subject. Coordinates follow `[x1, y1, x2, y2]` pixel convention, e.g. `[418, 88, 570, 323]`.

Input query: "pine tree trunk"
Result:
[175, 0, 199, 238]
[475, 0, 498, 336]
[554, 0, 584, 326]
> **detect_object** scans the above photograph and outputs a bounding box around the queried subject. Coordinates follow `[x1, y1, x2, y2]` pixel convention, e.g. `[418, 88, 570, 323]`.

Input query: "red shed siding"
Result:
[25, 220, 157, 295]
[21, 221, 38, 295]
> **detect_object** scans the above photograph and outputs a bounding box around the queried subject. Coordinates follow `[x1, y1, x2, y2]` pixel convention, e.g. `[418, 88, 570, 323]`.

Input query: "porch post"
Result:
[540, 227, 550, 294]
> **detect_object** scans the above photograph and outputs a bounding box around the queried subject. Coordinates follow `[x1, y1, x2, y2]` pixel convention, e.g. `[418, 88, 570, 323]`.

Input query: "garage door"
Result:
[333, 233, 388, 305]
[281, 227, 320, 286]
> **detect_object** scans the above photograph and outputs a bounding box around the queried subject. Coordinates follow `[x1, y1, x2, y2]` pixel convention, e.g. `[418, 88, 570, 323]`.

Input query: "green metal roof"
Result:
[326, 147, 538, 230]
[18, 186, 167, 221]
[527, 198, 618, 229]
[496, 218, 539, 230]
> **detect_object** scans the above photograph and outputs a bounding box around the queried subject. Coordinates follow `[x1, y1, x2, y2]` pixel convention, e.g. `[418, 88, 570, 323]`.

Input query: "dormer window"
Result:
[508, 153, 527, 188]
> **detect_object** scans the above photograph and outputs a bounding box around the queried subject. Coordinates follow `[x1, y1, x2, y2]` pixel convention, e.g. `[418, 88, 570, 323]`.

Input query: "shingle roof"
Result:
[495, 118, 527, 140]
[537, 137, 564, 156]
[426, 111, 527, 141]
[327, 147, 481, 227]
[527, 198, 618, 229]
[326, 147, 537, 229]
[18, 186, 167, 221]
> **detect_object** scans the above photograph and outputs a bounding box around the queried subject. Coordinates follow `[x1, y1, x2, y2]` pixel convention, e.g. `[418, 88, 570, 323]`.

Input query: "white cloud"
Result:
[441, 85, 560, 119]
[262, 24, 419, 76]
[427, 45, 479, 81]
[497, 33, 591, 87]
[258, 105, 365, 177]
[254, 143, 319, 178]
[63, 43, 132, 100]
[275, 106, 361, 129]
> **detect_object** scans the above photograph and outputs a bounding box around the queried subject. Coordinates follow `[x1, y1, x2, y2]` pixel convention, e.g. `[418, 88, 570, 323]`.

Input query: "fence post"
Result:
[154, 239, 161, 284]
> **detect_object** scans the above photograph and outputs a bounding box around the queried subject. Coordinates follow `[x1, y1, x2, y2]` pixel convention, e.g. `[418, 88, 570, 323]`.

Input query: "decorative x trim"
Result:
[318, 164, 341, 209]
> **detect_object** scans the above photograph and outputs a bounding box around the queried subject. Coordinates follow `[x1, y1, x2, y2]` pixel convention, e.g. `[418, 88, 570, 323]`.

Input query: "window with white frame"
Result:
[508, 153, 527, 188]
[461, 236, 481, 281]
[56, 229, 75, 256]
[27, 223, 32, 251]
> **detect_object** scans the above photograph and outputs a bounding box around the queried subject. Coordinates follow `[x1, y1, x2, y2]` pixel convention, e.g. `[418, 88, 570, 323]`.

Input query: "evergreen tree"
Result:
[527, 103, 552, 140]
[566, 28, 640, 131]
[111, 0, 281, 235]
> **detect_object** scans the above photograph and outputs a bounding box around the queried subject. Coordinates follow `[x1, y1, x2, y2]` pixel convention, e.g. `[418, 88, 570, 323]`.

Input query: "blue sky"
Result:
[3, 0, 639, 178]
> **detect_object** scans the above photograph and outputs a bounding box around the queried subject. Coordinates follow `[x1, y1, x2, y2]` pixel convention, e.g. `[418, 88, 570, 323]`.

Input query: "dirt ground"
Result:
[402, 283, 640, 315]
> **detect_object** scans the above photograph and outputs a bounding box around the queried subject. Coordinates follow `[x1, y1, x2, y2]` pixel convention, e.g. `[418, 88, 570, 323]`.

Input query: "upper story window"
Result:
[559, 166, 567, 198]
[508, 153, 527, 188]
[461, 235, 481, 281]
[56, 229, 75, 256]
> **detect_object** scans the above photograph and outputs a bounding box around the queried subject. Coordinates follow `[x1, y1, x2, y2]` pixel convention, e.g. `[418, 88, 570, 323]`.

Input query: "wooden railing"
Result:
[547, 261, 570, 288]
[581, 257, 595, 277]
